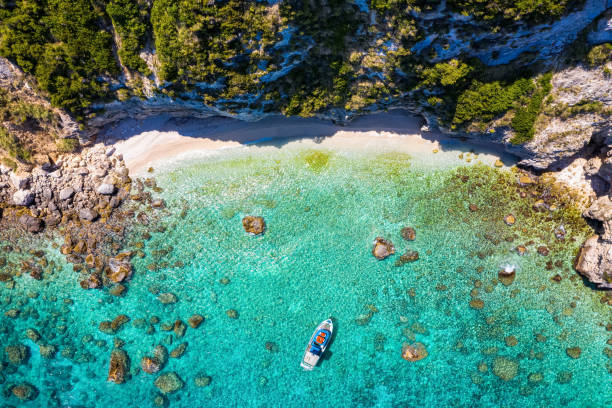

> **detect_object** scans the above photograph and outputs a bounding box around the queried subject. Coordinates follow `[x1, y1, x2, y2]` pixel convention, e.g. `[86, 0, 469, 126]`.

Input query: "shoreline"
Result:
[107, 110, 517, 174]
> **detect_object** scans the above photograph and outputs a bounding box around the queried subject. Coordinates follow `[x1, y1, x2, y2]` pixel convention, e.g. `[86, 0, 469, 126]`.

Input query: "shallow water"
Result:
[1, 139, 611, 407]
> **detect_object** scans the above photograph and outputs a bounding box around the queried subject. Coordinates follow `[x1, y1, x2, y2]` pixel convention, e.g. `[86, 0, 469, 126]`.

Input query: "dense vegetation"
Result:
[0, 0, 118, 117]
[0, 0, 594, 134]
[105, 0, 150, 74]
[447, 0, 584, 23]
[509, 73, 552, 144]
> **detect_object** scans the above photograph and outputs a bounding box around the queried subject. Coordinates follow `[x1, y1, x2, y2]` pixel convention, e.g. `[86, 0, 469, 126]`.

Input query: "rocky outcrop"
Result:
[372, 237, 395, 260]
[242, 216, 266, 235]
[107, 348, 129, 384]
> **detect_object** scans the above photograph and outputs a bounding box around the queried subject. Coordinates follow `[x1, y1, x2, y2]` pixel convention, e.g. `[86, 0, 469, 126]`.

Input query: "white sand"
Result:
[107, 110, 514, 174]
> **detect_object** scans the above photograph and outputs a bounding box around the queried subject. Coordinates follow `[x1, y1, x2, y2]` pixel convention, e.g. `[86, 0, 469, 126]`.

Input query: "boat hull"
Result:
[301, 318, 333, 370]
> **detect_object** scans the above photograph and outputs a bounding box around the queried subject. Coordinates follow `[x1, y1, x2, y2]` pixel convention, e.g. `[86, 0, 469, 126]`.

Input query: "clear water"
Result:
[1, 139, 610, 407]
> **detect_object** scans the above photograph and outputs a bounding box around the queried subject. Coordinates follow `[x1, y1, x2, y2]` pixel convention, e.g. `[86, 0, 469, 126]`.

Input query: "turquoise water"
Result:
[1, 140, 611, 407]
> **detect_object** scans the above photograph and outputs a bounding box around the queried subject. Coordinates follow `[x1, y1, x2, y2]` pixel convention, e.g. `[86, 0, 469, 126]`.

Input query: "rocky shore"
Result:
[0, 144, 167, 292]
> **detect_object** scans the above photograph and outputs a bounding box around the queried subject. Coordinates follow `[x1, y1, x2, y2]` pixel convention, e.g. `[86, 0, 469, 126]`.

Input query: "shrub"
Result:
[510, 73, 552, 144]
[453, 78, 533, 125]
[587, 43, 612, 66]
[56, 138, 79, 153]
[0, 126, 32, 162]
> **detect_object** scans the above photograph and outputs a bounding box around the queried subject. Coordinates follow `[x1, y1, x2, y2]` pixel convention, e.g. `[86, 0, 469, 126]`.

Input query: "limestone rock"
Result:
[573, 235, 612, 289]
[372, 237, 395, 260]
[242, 216, 265, 235]
[59, 187, 75, 200]
[154, 372, 184, 394]
[79, 208, 98, 222]
[97, 183, 115, 195]
[10, 172, 30, 189]
[13, 189, 34, 206]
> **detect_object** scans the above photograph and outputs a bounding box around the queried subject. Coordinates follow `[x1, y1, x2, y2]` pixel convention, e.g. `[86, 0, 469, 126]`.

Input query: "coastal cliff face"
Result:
[0, 0, 611, 287]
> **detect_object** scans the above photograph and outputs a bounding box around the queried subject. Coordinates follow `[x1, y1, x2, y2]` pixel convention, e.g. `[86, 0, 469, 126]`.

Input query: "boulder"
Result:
[107, 348, 129, 384]
[153, 345, 169, 367]
[59, 187, 75, 200]
[9, 172, 30, 189]
[19, 214, 44, 233]
[97, 183, 115, 195]
[401, 342, 428, 362]
[188, 314, 204, 328]
[79, 208, 99, 222]
[107, 257, 133, 283]
[154, 372, 184, 394]
[372, 237, 395, 260]
[13, 189, 34, 206]
[498, 266, 516, 286]
[242, 215, 265, 235]
[574, 235, 612, 289]
[141, 356, 161, 374]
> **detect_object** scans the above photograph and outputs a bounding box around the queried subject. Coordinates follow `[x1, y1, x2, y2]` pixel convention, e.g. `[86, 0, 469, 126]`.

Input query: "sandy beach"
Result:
[106, 110, 515, 174]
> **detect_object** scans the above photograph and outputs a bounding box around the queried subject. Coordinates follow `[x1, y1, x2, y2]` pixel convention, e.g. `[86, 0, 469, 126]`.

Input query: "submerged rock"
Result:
[39, 344, 57, 359]
[5, 344, 29, 365]
[401, 342, 428, 362]
[194, 374, 212, 387]
[157, 293, 178, 304]
[107, 349, 129, 384]
[492, 356, 519, 381]
[153, 345, 169, 367]
[498, 267, 516, 286]
[170, 342, 187, 358]
[566, 346, 582, 359]
[11, 382, 38, 401]
[242, 216, 265, 235]
[372, 237, 395, 260]
[154, 372, 184, 394]
[395, 250, 419, 266]
[141, 356, 161, 374]
[226, 309, 239, 319]
[401, 227, 416, 241]
[503, 214, 516, 226]
[188, 314, 204, 328]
